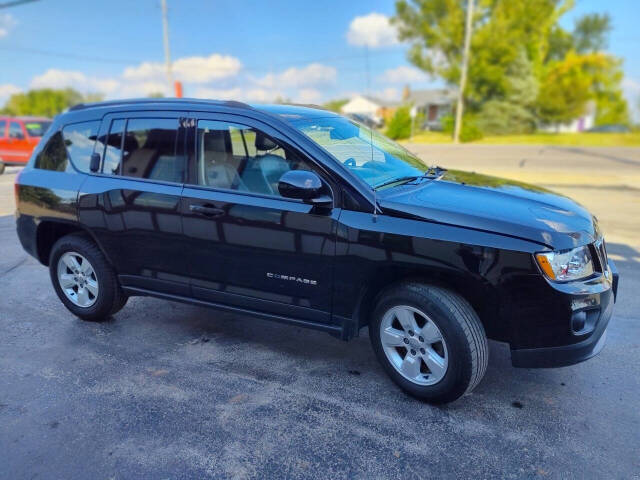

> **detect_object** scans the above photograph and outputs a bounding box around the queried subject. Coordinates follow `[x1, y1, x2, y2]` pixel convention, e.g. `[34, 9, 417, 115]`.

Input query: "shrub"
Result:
[441, 114, 484, 142]
[477, 100, 536, 135]
[386, 106, 412, 139]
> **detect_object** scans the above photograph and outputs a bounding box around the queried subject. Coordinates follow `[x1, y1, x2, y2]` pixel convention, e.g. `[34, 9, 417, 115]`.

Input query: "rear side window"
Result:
[35, 121, 99, 172]
[0, 120, 6, 137]
[25, 121, 52, 137]
[101, 119, 125, 175]
[62, 121, 99, 172]
[35, 132, 69, 171]
[103, 118, 183, 183]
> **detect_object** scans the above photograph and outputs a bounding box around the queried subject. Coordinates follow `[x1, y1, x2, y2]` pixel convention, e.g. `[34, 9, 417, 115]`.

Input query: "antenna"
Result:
[365, 45, 378, 222]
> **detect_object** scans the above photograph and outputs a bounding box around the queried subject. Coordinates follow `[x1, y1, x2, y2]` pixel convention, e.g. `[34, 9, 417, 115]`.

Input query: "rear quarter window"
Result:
[35, 121, 100, 172]
[35, 132, 70, 172]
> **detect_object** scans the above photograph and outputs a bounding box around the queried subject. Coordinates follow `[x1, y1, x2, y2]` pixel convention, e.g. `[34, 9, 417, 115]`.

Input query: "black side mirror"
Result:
[89, 153, 101, 172]
[278, 170, 332, 206]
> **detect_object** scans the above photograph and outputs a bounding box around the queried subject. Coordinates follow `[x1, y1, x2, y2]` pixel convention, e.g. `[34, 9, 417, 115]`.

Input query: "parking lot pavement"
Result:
[1, 147, 639, 478]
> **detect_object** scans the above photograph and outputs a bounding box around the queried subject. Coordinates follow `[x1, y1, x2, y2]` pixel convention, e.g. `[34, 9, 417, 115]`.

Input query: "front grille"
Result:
[593, 237, 608, 272]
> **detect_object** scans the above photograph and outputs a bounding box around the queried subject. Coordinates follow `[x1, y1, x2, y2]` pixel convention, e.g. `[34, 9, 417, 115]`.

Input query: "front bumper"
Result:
[511, 259, 618, 368]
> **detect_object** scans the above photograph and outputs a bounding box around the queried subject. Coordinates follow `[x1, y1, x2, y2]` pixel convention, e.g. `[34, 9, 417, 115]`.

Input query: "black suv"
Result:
[15, 99, 619, 403]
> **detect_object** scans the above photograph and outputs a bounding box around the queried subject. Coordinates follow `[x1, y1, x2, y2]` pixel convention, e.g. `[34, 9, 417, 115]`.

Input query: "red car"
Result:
[0, 116, 52, 174]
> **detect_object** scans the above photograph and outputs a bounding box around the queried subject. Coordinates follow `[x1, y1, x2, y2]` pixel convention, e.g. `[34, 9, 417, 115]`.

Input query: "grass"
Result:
[403, 131, 640, 146]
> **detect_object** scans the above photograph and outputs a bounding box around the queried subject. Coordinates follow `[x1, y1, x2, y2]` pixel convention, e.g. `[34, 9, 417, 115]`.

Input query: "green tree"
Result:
[323, 98, 348, 113]
[1, 88, 102, 117]
[573, 13, 611, 53]
[393, 0, 628, 131]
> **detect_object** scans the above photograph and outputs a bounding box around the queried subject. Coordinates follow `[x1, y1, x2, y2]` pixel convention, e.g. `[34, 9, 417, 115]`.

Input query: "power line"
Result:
[0, 44, 402, 71]
[0, 45, 139, 64]
[0, 0, 39, 8]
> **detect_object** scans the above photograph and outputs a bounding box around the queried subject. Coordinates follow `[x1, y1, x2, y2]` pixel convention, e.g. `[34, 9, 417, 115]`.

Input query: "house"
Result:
[340, 95, 398, 124]
[403, 86, 458, 130]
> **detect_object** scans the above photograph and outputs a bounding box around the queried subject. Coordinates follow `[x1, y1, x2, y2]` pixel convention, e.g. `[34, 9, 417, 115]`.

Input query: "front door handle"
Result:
[189, 204, 225, 217]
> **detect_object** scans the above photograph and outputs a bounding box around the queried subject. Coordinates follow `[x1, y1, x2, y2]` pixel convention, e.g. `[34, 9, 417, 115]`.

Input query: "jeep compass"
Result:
[14, 99, 618, 403]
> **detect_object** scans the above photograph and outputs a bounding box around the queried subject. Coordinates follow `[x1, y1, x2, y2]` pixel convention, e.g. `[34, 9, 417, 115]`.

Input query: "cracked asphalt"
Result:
[1, 146, 639, 479]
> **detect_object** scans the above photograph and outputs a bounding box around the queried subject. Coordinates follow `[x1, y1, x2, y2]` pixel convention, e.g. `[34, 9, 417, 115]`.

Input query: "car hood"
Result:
[378, 169, 597, 250]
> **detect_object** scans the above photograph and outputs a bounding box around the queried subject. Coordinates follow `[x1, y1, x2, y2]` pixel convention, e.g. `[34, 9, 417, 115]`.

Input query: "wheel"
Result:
[49, 233, 127, 321]
[370, 283, 488, 404]
[0, 161, 5, 175]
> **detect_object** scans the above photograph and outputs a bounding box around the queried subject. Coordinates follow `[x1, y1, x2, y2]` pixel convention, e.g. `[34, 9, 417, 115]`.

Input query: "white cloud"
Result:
[294, 88, 323, 104]
[347, 13, 399, 48]
[30, 69, 120, 94]
[0, 84, 21, 104]
[0, 13, 16, 38]
[254, 63, 337, 89]
[123, 54, 242, 84]
[194, 87, 284, 103]
[378, 65, 428, 84]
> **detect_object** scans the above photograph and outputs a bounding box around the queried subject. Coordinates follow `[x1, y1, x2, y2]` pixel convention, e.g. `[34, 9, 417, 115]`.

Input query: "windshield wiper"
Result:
[373, 166, 448, 190]
[373, 176, 421, 190]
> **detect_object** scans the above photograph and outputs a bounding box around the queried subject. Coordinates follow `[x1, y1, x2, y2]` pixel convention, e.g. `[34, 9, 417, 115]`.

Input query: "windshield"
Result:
[24, 121, 52, 137]
[292, 116, 425, 188]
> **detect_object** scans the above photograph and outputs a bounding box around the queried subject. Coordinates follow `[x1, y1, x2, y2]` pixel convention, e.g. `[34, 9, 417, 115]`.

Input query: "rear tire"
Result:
[370, 283, 488, 404]
[49, 233, 127, 321]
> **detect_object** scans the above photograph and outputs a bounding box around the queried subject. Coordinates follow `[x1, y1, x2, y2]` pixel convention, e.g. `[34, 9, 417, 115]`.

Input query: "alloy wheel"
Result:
[379, 305, 449, 385]
[56, 252, 99, 308]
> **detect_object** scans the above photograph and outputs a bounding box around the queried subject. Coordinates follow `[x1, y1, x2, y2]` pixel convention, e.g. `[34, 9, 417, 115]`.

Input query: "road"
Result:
[1, 146, 639, 479]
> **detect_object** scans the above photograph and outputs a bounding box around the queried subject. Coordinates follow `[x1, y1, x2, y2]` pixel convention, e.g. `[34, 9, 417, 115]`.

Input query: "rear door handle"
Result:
[189, 204, 225, 217]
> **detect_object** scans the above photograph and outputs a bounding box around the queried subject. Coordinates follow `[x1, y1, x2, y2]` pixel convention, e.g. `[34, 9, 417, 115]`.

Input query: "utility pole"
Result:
[161, 0, 174, 96]
[453, 0, 474, 144]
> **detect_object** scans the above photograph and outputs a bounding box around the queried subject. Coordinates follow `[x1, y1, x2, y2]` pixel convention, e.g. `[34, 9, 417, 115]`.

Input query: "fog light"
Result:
[570, 308, 599, 335]
[571, 311, 586, 333]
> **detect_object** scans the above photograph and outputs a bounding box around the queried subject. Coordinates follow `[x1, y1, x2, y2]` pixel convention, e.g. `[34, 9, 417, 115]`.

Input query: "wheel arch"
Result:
[353, 265, 503, 342]
[36, 220, 112, 268]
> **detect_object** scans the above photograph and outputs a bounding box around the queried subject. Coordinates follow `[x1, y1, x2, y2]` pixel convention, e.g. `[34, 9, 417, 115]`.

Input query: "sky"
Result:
[0, 0, 639, 119]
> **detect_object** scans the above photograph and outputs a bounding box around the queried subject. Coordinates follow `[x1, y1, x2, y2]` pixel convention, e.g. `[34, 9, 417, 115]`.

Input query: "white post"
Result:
[161, 0, 174, 95]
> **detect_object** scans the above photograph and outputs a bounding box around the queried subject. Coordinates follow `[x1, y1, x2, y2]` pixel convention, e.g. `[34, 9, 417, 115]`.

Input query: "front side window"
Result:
[9, 122, 24, 139]
[0, 120, 6, 137]
[62, 121, 99, 172]
[292, 116, 425, 189]
[196, 120, 313, 197]
[102, 118, 183, 183]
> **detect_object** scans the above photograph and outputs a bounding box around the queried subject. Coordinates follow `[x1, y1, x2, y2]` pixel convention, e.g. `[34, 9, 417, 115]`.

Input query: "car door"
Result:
[78, 111, 189, 296]
[5, 121, 31, 164]
[180, 112, 341, 327]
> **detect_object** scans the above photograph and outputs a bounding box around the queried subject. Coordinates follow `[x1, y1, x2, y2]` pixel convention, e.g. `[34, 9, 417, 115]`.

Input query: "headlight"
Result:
[535, 246, 594, 281]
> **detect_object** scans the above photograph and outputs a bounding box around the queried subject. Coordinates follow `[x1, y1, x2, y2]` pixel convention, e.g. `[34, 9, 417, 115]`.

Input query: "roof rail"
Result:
[68, 98, 252, 112]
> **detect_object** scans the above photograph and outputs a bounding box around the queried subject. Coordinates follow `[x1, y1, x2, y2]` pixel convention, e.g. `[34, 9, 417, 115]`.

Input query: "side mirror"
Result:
[278, 170, 332, 206]
[89, 153, 101, 172]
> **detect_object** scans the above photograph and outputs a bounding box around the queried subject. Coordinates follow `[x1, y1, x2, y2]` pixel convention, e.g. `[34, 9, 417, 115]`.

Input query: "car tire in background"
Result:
[0, 160, 5, 175]
[49, 233, 128, 321]
[370, 282, 488, 403]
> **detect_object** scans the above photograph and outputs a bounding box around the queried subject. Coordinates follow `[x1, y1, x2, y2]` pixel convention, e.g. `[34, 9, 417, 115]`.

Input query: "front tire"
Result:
[370, 283, 488, 404]
[0, 160, 5, 175]
[49, 233, 127, 321]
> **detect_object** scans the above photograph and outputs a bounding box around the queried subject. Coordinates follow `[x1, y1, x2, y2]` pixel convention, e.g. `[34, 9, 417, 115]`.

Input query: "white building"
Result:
[340, 95, 398, 124]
